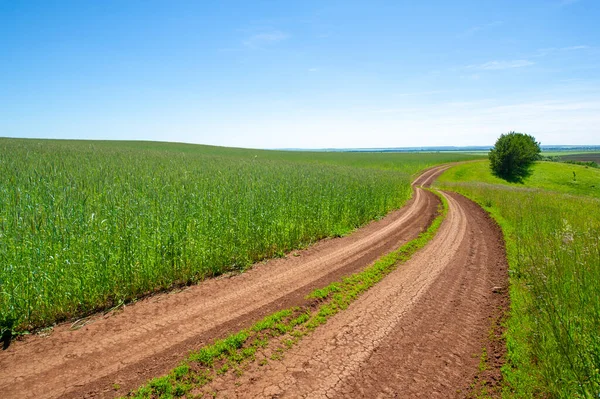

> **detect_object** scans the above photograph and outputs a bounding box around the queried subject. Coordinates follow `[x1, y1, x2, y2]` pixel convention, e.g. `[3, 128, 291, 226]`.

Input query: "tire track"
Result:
[211, 192, 508, 398]
[0, 166, 450, 399]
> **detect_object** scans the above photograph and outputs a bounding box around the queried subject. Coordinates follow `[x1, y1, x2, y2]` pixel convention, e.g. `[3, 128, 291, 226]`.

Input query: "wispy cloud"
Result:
[483, 96, 598, 115]
[308, 68, 319, 72]
[534, 45, 589, 57]
[355, 91, 600, 147]
[458, 21, 503, 38]
[460, 45, 588, 72]
[242, 30, 289, 49]
[466, 60, 535, 70]
[460, 73, 481, 81]
[564, 45, 589, 50]
[395, 90, 446, 97]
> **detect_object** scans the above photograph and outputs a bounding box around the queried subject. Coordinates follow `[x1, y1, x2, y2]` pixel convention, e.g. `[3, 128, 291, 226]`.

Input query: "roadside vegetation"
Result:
[438, 160, 600, 398]
[0, 138, 478, 334]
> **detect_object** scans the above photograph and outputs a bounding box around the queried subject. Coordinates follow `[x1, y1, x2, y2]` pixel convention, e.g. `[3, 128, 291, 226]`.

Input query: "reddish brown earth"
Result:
[205, 191, 508, 398]
[0, 166, 450, 399]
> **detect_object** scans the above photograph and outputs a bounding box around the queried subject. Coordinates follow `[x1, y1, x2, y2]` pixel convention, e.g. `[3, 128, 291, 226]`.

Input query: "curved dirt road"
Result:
[0, 166, 449, 399]
[204, 192, 508, 398]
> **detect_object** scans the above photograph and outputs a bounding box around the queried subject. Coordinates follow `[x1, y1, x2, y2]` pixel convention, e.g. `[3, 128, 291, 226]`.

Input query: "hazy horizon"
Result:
[3, 136, 600, 152]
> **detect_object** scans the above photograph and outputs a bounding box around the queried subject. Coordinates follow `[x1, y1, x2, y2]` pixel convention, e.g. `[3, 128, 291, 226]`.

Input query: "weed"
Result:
[479, 348, 488, 372]
[216, 363, 229, 375]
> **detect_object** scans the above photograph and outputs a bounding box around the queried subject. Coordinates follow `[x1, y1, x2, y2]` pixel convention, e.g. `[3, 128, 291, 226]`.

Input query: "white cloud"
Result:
[190, 94, 600, 148]
[308, 68, 319, 72]
[242, 30, 289, 49]
[466, 60, 534, 70]
[535, 45, 589, 57]
[563, 45, 589, 51]
[28, 92, 598, 149]
[458, 21, 503, 38]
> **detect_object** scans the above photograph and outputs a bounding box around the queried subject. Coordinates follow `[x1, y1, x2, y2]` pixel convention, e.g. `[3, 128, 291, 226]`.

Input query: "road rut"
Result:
[204, 192, 508, 398]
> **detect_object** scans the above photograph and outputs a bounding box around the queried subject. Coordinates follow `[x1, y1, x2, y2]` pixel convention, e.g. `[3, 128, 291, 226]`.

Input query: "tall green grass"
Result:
[438, 161, 600, 398]
[0, 138, 478, 332]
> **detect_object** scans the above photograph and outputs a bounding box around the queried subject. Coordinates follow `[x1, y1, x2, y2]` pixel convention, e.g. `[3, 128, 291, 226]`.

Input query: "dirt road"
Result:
[207, 191, 508, 398]
[0, 166, 450, 398]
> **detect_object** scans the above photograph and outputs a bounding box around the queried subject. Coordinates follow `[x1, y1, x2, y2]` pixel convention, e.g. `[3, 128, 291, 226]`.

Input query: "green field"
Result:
[0, 138, 479, 333]
[439, 160, 600, 198]
[438, 160, 600, 398]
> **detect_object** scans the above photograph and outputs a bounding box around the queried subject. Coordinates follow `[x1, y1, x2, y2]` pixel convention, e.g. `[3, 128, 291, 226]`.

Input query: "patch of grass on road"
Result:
[438, 161, 600, 399]
[125, 190, 448, 399]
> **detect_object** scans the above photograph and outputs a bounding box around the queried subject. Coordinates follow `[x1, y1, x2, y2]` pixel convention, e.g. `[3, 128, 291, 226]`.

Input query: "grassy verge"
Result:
[123, 189, 448, 398]
[437, 161, 600, 398]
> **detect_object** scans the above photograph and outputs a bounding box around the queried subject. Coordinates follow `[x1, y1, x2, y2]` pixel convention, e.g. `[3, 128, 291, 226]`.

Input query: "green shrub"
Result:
[489, 132, 541, 181]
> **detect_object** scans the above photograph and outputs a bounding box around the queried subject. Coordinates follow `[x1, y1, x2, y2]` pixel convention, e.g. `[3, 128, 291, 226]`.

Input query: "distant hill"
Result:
[282, 145, 600, 153]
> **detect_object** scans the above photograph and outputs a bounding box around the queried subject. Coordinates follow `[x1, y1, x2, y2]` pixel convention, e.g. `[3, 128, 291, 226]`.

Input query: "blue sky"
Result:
[1, 0, 598, 149]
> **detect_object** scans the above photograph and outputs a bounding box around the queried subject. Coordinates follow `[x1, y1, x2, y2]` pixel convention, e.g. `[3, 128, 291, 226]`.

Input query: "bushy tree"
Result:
[489, 132, 541, 181]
